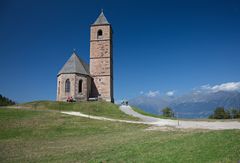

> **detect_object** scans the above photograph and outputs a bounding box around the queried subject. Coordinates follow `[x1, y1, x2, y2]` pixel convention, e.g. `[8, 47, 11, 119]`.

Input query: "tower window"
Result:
[78, 80, 83, 93]
[97, 29, 103, 39]
[65, 79, 70, 93]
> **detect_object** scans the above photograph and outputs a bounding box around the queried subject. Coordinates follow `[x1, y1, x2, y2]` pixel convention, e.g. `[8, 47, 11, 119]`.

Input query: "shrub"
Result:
[0, 94, 16, 106]
[209, 107, 230, 119]
[229, 108, 240, 119]
[162, 107, 174, 117]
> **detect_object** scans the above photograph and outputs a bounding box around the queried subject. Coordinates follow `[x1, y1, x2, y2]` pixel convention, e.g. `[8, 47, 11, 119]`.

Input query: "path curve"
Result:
[120, 105, 240, 130]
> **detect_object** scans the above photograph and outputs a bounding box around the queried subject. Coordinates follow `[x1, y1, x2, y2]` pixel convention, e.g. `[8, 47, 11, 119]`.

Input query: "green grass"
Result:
[0, 108, 240, 162]
[20, 100, 139, 120]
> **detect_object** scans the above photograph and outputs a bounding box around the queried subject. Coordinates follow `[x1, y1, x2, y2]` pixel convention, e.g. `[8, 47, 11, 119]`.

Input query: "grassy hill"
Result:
[0, 102, 240, 162]
[20, 101, 139, 120]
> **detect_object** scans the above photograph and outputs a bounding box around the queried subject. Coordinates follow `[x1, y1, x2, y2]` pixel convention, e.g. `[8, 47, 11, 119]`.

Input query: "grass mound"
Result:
[21, 101, 139, 120]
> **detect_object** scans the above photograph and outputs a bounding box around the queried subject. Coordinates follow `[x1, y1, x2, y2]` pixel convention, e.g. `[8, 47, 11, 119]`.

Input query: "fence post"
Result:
[177, 112, 179, 126]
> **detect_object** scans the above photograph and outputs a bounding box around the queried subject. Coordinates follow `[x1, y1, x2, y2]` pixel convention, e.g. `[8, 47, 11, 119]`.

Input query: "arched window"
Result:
[97, 29, 103, 39]
[78, 80, 82, 93]
[65, 79, 70, 93]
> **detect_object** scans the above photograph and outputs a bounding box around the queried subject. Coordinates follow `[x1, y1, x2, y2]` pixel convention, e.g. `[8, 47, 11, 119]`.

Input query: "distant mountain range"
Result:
[129, 91, 240, 118]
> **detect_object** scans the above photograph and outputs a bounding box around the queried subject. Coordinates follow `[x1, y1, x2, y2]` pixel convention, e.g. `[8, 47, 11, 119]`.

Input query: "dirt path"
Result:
[61, 111, 154, 125]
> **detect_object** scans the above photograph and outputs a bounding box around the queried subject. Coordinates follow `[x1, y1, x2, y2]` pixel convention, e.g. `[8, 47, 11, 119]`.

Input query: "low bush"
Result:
[162, 107, 174, 117]
[209, 107, 240, 119]
[0, 94, 15, 106]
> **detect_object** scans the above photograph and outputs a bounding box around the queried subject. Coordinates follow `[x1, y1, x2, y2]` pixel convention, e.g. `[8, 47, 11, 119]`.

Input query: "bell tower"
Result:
[90, 10, 114, 102]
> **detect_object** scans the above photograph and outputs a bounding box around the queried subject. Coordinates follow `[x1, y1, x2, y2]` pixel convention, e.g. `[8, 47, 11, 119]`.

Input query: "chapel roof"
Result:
[58, 51, 90, 76]
[92, 10, 110, 25]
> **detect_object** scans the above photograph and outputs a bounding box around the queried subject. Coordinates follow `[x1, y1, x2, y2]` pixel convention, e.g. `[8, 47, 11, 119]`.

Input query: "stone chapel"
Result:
[56, 11, 114, 102]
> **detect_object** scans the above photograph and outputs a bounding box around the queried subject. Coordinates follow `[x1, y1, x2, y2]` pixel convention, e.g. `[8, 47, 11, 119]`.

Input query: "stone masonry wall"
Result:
[90, 24, 114, 102]
[57, 74, 91, 101]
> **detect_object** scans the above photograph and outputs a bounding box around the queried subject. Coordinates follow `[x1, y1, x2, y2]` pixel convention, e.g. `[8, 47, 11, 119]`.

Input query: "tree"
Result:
[162, 107, 174, 117]
[0, 94, 16, 106]
[229, 108, 240, 119]
[209, 107, 230, 119]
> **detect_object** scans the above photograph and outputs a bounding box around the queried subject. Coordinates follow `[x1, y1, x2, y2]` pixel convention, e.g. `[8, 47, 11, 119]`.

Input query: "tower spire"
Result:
[92, 9, 110, 25]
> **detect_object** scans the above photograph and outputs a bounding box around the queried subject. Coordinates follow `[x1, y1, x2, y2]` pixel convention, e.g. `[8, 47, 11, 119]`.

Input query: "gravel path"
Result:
[119, 105, 161, 122]
[120, 105, 240, 130]
[61, 111, 152, 125]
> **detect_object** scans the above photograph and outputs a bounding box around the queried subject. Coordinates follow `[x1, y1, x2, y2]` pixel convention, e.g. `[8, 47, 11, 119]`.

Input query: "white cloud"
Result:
[200, 82, 240, 92]
[140, 91, 144, 95]
[146, 90, 160, 97]
[200, 84, 211, 90]
[166, 90, 175, 96]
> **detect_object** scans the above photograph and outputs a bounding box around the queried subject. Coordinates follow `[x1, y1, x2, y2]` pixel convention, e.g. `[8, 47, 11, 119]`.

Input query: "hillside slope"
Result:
[20, 101, 139, 120]
[0, 108, 240, 162]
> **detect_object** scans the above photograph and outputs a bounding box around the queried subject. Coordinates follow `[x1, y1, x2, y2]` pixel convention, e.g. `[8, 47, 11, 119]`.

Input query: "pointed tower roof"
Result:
[93, 10, 110, 25]
[58, 51, 90, 76]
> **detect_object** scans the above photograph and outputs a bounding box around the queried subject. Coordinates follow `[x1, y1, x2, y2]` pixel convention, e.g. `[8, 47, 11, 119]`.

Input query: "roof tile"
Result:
[58, 52, 90, 76]
[93, 11, 110, 25]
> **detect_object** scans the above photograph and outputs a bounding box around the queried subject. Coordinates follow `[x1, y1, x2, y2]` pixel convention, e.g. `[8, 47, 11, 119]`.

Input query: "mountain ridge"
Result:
[129, 91, 240, 118]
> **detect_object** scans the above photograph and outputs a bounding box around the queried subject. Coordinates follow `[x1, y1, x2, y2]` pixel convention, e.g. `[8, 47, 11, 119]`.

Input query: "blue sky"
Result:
[0, 0, 240, 102]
